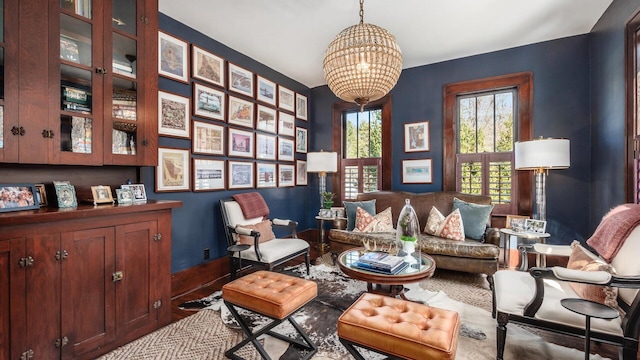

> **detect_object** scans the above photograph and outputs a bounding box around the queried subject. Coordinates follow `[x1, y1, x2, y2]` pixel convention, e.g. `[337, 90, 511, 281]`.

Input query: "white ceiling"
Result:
[159, 0, 613, 88]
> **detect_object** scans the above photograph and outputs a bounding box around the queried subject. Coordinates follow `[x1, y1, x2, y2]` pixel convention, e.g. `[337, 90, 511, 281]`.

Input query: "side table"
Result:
[315, 216, 347, 254]
[499, 228, 550, 269]
[560, 298, 619, 360]
[227, 243, 251, 280]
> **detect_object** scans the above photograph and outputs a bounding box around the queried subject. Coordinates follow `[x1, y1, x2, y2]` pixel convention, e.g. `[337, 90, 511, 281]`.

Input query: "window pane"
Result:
[489, 161, 512, 204]
[495, 92, 514, 152]
[459, 97, 476, 154]
[363, 165, 378, 193]
[476, 94, 494, 153]
[344, 108, 382, 159]
[460, 161, 482, 195]
[344, 166, 359, 200]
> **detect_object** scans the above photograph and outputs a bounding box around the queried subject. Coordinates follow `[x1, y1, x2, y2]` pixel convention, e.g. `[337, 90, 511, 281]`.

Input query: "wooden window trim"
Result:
[625, 11, 640, 203]
[443, 72, 533, 216]
[332, 95, 392, 205]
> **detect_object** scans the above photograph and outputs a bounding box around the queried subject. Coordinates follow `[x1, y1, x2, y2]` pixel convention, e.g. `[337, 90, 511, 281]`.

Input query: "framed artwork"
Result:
[505, 215, 529, 230]
[191, 45, 224, 88]
[525, 219, 548, 234]
[158, 31, 189, 83]
[278, 111, 295, 137]
[295, 127, 307, 153]
[54, 183, 78, 208]
[295, 93, 308, 120]
[256, 105, 277, 133]
[121, 184, 147, 202]
[228, 96, 254, 128]
[278, 164, 295, 187]
[404, 121, 430, 152]
[228, 62, 253, 97]
[256, 133, 277, 160]
[158, 91, 190, 138]
[0, 184, 39, 212]
[256, 76, 276, 106]
[256, 163, 277, 188]
[278, 85, 295, 112]
[157, 147, 191, 192]
[90, 185, 114, 205]
[296, 160, 307, 185]
[193, 158, 225, 191]
[401, 159, 433, 184]
[228, 161, 254, 189]
[228, 128, 254, 158]
[34, 183, 48, 206]
[192, 121, 224, 155]
[193, 82, 225, 121]
[115, 188, 135, 204]
[278, 137, 294, 162]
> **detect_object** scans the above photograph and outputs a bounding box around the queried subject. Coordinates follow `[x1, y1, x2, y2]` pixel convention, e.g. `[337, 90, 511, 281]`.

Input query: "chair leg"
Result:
[620, 339, 639, 360]
[496, 312, 508, 360]
[487, 274, 496, 318]
[305, 250, 310, 276]
[229, 256, 236, 280]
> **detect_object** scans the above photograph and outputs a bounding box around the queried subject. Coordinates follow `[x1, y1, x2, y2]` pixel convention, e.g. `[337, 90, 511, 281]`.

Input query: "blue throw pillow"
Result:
[344, 200, 376, 231]
[452, 197, 493, 240]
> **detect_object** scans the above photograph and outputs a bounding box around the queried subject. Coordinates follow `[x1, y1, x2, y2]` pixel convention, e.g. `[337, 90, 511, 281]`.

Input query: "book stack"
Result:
[112, 89, 137, 121]
[113, 61, 136, 78]
[354, 251, 408, 274]
[62, 86, 92, 114]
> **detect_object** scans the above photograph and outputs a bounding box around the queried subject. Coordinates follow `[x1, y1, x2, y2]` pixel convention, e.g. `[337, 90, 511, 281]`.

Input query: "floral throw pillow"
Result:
[355, 206, 394, 233]
[424, 206, 445, 235]
[437, 209, 466, 241]
[354, 206, 376, 231]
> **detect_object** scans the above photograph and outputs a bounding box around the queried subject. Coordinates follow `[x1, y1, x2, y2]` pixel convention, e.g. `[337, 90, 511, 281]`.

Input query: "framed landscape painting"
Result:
[228, 96, 254, 128]
[192, 121, 224, 155]
[296, 127, 307, 153]
[193, 82, 225, 121]
[191, 45, 224, 88]
[157, 147, 190, 192]
[158, 31, 189, 83]
[228, 128, 254, 158]
[296, 160, 307, 185]
[256, 105, 277, 133]
[256, 163, 277, 188]
[228, 161, 254, 189]
[256, 133, 277, 160]
[295, 93, 308, 120]
[401, 159, 433, 184]
[256, 76, 276, 106]
[158, 91, 190, 138]
[404, 121, 430, 152]
[278, 111, 295, 137]
[193, 158, 225, 191]
[278, 164, 295, 187]
[278, 85, 295, 112]
[228, 62, 253, 97]
[278, 137, 294, 162]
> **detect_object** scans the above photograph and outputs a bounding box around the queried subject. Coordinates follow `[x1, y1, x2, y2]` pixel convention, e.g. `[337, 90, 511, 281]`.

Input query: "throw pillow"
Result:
[344, 200, 376, 231]
[452, 197, 494, 241]
[235, 220, 275, 245]
[437, 208, 466, 241]
[566, 241, 622, 315]
[357, 207, 394, 233]
[354, 206, 376, 231]
[424, 206, 445, 235]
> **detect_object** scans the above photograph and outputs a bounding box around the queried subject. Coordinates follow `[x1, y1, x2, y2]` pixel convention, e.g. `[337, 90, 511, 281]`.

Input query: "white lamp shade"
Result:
[515, 138, 570, 170]
[307, 152, 338, 173]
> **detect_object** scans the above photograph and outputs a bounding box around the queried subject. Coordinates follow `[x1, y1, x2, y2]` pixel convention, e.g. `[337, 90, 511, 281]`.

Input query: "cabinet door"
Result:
[0, 239, 26, 360]
[115, 220, 160, 337]
[60, 227, 116, 360]
[0, 0, 20, 163]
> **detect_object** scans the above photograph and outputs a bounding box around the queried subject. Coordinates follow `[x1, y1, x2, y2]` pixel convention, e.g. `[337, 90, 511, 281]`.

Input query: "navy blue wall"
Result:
[589, 0, 640, 232]
[143, 14, 315, 273]
[312, 36, 592, 241]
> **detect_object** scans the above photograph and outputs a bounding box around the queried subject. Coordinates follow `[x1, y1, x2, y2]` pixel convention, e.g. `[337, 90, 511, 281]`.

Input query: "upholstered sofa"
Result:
[328, 191, 500, 284]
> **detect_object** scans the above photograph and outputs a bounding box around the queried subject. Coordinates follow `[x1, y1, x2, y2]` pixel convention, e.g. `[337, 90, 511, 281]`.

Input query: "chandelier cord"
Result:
[359, 0, 364, 24]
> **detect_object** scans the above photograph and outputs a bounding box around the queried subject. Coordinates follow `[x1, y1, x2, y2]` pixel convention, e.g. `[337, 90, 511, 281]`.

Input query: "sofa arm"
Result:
[484, 227, 500, 246]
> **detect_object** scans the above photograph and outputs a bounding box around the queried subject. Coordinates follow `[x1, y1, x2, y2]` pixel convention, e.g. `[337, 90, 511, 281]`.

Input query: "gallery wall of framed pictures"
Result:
[157, 30, 311, 192]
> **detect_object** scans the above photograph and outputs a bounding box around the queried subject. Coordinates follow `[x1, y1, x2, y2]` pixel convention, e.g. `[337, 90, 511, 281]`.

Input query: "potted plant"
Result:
[321, 191, 335, 209]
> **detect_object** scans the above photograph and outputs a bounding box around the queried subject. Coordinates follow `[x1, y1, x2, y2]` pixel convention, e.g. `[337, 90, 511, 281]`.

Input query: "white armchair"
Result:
[492, 209, 640, 360]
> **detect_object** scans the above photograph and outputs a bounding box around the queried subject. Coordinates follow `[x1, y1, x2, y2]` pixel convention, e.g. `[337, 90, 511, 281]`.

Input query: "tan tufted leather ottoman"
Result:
[222, 270, 318, 359]
[338, 293, 461, 360]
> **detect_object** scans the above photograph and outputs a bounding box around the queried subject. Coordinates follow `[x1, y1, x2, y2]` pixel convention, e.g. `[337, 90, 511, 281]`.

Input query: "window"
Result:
[444, 73, 533, 216]
[342, 108, 382, 200]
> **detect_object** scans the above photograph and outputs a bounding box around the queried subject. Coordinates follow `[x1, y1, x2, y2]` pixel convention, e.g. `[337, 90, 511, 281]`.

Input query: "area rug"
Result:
[101, 263, 611, 360]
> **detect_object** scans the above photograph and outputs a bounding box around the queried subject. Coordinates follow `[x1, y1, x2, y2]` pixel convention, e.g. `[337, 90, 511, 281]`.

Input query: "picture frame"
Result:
[525, 219, 548, 234]
[228, 161, 254, 189]
[256, 105, 277, 133]
[121, 184, 147, 202]
[115, 188, 135, 205]
[158, 31, 189, 83]
[505, 215, 529, 230]
[158, 91, 190, 138]
[228, 96, 254, 128]
[278, 85, 295, 112]
[509, 218, 526, 232]
[193, 82, 225, 121]
[34, 183, 48, 206]
[278, 137, 295, 162]
[295, 93, 308, 120]
[54, 183, 78, 208]
[90, 185, 114, 205]
[228, 128, 255, 158]
[191, 45, 224, 88]
[278, 164, 295, 187]
[192, 120, 224, 155]
[157, 147, 191, 192]
[255, 133, 277, 160]
[278, 111, 295, 137]
[296, 159, 307, 185]
[228, 62, 253, 97]
[193, 158, 225, 191]
[0, 184, 40, 212]
[404, 121, 430, 152]
[295, 127, 307, 153]
[401, 159, 433, 184]
[331, 207, 346, 218]
[256, 76, 276, 106]
[256, 163, 277, 188]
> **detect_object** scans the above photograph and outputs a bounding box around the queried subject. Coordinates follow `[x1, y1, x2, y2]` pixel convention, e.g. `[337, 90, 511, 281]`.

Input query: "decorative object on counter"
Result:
[54, 182, 78, 208]
[321, 191, 335, 209]
[0, 184, 40, 212]
[115, 188, 135, 204]
[90, 185, 114, 205]
[121, 183, 147, 202]
[307, 151, 338, 208]
[34, 184, 48, 206]
[396, 199, 421, 269]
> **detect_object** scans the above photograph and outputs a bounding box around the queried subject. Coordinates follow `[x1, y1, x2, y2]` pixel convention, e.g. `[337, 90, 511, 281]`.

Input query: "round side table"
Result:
[227, 244, 251, 279]
[560, 298, 619, 360]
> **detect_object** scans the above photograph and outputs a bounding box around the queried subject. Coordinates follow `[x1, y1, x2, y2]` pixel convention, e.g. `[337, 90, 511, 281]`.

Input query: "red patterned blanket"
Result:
[232, 192, 269, 219]
[587, 204, 640, 262]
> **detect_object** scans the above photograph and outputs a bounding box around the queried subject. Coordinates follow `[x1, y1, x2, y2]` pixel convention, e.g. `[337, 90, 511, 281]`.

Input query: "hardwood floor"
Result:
[170, 241, 632, 360]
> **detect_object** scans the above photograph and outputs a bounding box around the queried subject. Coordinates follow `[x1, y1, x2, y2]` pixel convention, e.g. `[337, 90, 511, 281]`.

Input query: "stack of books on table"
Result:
[354, 251, 408, 275]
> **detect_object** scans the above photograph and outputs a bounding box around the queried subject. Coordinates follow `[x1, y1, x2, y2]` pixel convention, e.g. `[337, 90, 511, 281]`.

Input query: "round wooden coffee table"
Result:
[337, 247, 436, 301]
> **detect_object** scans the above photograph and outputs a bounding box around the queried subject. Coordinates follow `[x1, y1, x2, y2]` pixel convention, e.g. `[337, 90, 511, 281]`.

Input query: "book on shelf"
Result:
[358, 251, 404, 269]
[60, 35, 80, 63]
[353, 260, 409, 275]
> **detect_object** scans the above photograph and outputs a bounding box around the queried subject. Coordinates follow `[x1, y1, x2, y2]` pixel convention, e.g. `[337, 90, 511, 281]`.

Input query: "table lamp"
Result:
[307, 151, 338, 209]
[515, 138, 570, 221]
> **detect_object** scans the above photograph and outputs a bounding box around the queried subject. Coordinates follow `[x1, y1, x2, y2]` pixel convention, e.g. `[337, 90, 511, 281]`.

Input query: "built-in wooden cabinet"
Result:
[0, 0, 158, 166]
[0, 200, 180, 360]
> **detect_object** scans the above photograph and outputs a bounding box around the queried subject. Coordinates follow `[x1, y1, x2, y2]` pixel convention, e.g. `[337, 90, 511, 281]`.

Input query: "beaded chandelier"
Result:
[323, 0, 403, 111]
